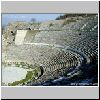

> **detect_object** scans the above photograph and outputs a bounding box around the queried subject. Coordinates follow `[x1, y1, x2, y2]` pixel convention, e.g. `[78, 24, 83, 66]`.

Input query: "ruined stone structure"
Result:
[2, 14, 98, 86]
[15, 30, 28, 45]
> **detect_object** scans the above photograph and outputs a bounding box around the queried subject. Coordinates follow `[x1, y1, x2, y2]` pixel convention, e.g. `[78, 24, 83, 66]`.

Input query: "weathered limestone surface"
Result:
[2, 15, 98, 86]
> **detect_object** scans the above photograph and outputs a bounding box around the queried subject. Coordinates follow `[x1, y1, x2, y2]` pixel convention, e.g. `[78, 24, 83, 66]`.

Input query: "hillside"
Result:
[2, 14, 98, 86]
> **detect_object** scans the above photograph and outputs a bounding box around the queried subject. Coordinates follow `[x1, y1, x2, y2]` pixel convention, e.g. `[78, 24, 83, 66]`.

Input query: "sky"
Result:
[2, 14, 63, 26]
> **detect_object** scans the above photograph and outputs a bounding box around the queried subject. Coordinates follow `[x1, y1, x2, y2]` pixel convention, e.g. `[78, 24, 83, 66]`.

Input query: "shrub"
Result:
[49, 23, 53, 27]
[62, 19, 76, 26]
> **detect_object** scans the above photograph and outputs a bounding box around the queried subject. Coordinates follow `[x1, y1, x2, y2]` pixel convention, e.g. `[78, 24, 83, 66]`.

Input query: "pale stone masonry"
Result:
[15, 30, 28, 45]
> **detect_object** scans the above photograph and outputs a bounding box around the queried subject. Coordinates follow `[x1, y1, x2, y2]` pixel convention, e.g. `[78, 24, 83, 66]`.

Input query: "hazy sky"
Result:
[2, 14, 63, 26]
